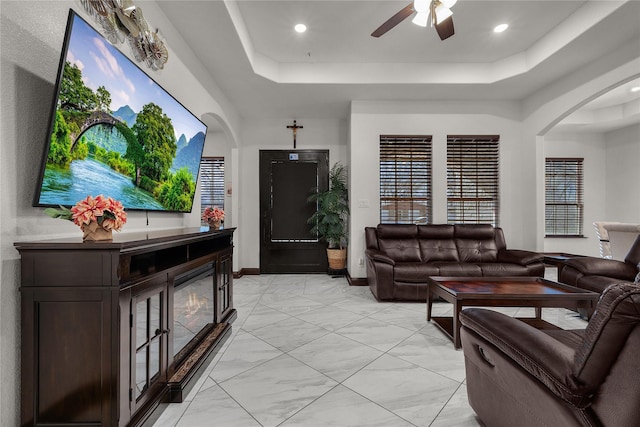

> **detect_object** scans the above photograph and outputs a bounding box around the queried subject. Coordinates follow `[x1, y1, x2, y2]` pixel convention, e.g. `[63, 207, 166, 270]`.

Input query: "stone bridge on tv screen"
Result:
[70, 110, 125, 150]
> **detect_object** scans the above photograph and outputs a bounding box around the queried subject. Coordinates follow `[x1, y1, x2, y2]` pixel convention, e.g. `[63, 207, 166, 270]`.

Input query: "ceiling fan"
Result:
[372, 0, 457, 40]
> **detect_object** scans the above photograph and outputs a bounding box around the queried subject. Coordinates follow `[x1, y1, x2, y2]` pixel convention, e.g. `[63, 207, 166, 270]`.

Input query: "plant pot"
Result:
[327, 248, 347, 270]
[81, 222, 113, 241]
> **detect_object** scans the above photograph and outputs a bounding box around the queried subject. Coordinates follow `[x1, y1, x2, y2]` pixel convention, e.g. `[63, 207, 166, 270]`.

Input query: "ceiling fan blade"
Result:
[435, 16, 455, 40]
[371, 3, 414, 38]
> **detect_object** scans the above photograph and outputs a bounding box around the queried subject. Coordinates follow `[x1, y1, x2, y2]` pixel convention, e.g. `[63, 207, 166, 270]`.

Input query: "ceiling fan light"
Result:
[412, 11, 430, 27]
[440, 0, 457, 8]
[434, 4, 453, 24]
[414, 0, 430, 13]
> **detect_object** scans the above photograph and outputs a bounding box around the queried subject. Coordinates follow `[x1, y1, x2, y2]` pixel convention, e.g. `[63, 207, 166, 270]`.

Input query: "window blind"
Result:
[447, 135, 500, 226]
[380, 135, 432, 224]
[199, 157, 225, 224]
[545, 158, 584, 237]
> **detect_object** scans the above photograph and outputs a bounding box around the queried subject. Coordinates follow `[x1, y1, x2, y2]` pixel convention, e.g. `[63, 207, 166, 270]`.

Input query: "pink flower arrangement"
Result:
[45, 195, 127, 232]
[72, 195, 127, 231]
[202, 206, 224, 223]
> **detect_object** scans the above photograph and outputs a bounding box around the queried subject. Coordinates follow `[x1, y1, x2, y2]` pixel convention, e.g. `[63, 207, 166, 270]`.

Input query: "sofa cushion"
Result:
[454, 224, 496, 239]
[378, 238, 421, 262]
[417, 224, 455, 239]
[377, 224, 421, 262]
[477, 263, 531, 276]
[419, 239, 459, 262]
[394, 262, 440, 282]
[456, 239, 498, 262]
[416, 224, 458, 261]
[432, 261, 482, 276]
[377, 224, 417, 239]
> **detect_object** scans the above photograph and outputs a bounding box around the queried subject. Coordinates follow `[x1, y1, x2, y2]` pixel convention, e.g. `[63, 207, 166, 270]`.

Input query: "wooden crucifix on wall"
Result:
[287, 120, 303, 148]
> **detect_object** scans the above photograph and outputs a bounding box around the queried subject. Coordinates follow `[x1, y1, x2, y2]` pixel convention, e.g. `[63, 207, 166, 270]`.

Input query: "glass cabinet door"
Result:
[132, 283, 167, 410]
[217, 252, 233, 322]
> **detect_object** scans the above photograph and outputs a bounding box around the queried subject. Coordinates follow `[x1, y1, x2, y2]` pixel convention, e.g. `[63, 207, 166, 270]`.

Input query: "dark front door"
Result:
[260, 150, 329, 273]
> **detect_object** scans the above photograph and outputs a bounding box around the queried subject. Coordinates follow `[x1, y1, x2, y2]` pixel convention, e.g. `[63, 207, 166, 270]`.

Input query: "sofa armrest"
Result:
[365, 249, 395, 266]
[497, 249, 543, 266]
[460, 308, 590, 407]
[564, 257, 637, 281]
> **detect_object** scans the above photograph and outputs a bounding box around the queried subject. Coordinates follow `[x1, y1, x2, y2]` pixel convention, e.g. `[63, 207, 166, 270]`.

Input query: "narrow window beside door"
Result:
[200, 157, 225, 225]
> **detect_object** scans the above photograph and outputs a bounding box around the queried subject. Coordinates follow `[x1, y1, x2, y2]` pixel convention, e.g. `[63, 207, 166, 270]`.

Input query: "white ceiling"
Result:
[157, 0, 640, 133]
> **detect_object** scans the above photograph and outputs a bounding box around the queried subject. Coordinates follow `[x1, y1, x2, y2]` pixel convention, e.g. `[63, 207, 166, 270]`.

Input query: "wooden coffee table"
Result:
[426, 276, 599, 349]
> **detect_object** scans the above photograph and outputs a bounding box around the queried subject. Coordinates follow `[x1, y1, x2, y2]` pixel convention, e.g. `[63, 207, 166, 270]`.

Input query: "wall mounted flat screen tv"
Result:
[34, 9, 207, 213]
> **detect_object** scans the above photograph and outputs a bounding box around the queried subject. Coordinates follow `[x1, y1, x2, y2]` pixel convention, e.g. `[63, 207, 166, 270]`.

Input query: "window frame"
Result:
[199, 157, 225, 225]
[446, 135, 500, 226]
[545, 157, 584, 238]
[379, 135, 433, 224]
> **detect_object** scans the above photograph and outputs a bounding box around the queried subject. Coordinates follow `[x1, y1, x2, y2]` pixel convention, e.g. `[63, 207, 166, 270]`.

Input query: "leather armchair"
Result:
[460, 283, 640, 427]
[560, 235, 640, 294]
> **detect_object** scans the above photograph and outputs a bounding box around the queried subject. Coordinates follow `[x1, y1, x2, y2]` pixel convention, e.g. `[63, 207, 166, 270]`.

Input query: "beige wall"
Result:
[605, 124, 640, 222]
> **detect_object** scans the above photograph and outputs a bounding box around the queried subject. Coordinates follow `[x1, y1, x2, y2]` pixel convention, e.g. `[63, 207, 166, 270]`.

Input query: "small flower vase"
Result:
[81, 221, 113, 241]
[208, 219, 222, 230]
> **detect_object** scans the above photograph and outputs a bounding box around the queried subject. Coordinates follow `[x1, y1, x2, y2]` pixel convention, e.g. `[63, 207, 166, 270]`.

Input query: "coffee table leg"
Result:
[426, 284, 432, 321]
[453, 302, 462, 350]
[535, 307, 542, 319]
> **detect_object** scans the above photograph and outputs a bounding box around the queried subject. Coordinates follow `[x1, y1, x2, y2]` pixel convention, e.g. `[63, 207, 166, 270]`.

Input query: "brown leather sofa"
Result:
[560, 235, 640, 294]
[364, 224, 544, 301]
[460, 283, 640, 427]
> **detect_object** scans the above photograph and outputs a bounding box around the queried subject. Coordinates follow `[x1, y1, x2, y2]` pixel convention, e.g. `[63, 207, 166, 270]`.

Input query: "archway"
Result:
[519, 58, 640, 251]
[536, 72, 640, 257]
[543, 78, 640, 259]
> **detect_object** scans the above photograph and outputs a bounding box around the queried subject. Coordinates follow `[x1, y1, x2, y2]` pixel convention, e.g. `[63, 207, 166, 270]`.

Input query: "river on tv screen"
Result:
[37, 12, 207, 212]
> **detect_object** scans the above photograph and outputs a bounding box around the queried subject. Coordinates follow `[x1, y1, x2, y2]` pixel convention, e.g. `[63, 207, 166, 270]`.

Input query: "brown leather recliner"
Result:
[560, 235, 640, 295]
[460, 283, 640, 427]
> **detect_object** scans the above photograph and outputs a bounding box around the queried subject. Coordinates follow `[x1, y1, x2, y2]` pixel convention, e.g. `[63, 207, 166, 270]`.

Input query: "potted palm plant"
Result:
[307, 162, 349, 270]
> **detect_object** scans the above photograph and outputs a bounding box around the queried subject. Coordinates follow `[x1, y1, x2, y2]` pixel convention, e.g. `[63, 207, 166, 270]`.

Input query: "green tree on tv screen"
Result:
[59, 62, 97, 112]
[132, 103, 177, 183]
[96, 86, 111, 113]
[47, 110, 73, 167]
[158, 167, 196, 211]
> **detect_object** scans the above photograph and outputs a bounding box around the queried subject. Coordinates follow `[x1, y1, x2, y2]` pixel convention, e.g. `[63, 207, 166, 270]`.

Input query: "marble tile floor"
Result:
[152, 272, 587, 427]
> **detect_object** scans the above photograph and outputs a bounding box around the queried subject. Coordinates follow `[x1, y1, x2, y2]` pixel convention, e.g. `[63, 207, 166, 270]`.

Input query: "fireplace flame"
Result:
[185, 291, 209, 318]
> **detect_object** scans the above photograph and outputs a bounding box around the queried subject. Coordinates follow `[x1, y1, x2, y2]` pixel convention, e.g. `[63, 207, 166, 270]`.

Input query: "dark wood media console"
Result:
[15, 227, 236, 427]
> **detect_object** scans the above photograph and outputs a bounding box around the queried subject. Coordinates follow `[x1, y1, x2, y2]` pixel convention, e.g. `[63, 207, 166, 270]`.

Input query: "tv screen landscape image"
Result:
[35, 10, 207, 213]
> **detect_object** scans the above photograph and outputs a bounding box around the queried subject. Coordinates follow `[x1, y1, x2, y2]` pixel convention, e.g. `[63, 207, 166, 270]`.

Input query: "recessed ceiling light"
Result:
[294, 24, 307, 33]
[631, 86, 640, 93]
[493, 23, 509, 33]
